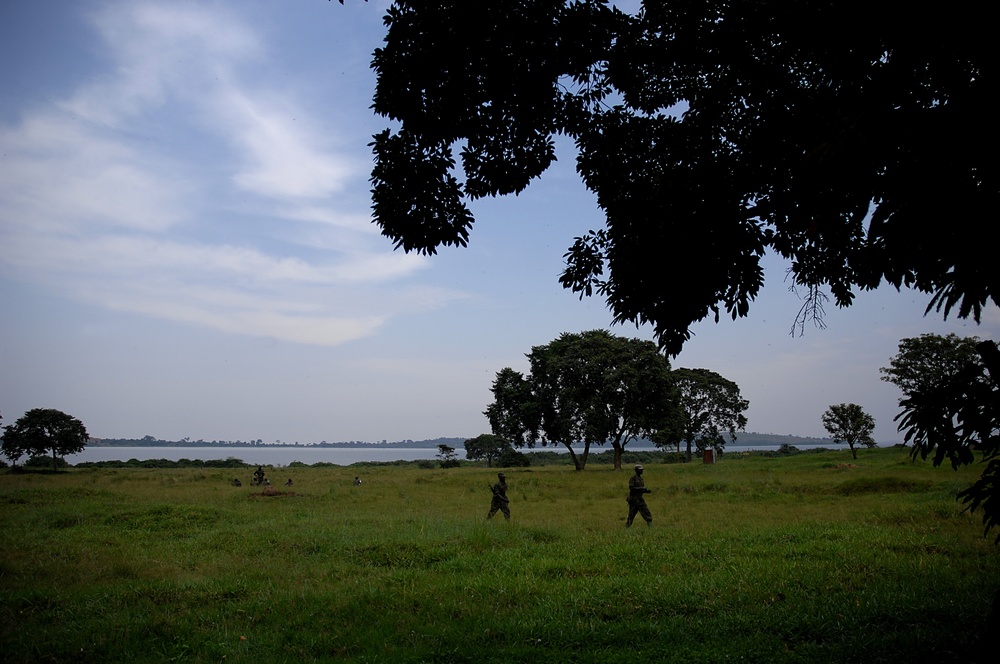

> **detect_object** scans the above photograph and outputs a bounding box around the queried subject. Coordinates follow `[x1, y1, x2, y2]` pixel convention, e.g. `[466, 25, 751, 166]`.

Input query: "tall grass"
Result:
[1, 448, 996, 662]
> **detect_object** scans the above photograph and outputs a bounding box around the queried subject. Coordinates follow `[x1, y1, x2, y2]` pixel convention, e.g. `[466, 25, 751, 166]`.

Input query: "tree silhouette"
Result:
[821, 403, 876, 461]
[370, 1, 993, 355]
[485, 330, 676, 470]
[2, 408, 89, 471]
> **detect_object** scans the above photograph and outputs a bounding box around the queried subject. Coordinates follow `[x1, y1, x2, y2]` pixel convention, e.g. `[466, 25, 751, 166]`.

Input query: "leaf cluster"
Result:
[882, 335, 1000, 542]
[371, 0, 994, 354]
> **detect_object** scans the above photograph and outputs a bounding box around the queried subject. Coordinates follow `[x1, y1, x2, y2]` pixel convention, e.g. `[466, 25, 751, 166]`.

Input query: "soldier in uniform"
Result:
[626, 464, 653, 527]
[487, 472, 510, 520]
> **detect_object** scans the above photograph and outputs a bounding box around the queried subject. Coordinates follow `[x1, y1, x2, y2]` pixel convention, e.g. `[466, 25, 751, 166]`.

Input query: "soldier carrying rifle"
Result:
[487, 472, 510, 520]
[626, 464, 653, 527]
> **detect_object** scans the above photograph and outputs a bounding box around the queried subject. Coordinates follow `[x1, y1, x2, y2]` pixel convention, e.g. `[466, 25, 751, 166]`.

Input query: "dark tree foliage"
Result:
[463, 433, 511, 468]
[880, 333, 984, 400]
[437, 443, 461, 468]
[496, 446, 532, 468]
[664, 368, 748, 462]
[2, 408, 90, 471]
[485, 330, 676, 470]
[370, 0, 994, 355]
[882, 335, 1000, 542]
[821, 403, 876, 461]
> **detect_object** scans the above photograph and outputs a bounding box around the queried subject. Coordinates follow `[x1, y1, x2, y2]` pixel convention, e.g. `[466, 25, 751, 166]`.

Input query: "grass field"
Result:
[1, 447, 998, 663]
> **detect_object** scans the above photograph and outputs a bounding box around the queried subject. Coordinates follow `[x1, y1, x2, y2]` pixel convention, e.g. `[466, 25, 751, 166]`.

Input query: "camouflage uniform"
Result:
[627, 464, 652, 527]
[488, 473, 510, 520]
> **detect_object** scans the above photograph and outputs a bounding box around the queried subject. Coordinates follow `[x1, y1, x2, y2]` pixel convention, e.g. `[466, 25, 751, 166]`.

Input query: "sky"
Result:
[2, 0, 996, 446]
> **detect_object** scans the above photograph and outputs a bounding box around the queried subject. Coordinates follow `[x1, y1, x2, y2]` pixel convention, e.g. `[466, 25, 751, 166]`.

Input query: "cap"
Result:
[634, 464, 644, 471]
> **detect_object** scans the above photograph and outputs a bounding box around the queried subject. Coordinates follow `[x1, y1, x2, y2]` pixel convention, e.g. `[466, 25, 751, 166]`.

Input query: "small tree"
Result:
[821, 403, 876, 460]
[437, 443, 460, 468]
[2, 408, 90, 471]
[463, 434, 509, 468]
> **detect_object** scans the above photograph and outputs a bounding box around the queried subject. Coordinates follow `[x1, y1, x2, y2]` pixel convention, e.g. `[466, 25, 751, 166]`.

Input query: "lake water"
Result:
[66, 446, 456, 466]
[65, 443, 855, 466]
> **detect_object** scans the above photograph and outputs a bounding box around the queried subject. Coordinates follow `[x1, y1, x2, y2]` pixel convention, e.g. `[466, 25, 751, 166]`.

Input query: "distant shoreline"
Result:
[87, 432, 857, 449]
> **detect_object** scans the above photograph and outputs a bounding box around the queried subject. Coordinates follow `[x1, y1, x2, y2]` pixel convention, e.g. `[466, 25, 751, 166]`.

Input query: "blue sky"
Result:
[2, 0, 996, 445]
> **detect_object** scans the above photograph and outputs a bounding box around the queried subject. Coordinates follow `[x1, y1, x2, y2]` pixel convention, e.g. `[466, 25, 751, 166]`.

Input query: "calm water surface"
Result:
[67, 447, 456, 466]
[66, 444, 850, 466]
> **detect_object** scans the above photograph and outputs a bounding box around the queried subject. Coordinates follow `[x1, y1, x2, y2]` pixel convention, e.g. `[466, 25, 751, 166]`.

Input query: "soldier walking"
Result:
[626, 464, 653, 527]
[487, 472, 510, 520]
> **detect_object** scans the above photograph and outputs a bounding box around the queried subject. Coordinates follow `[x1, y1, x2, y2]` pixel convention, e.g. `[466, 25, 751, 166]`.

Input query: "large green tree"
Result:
[485, 330, 676, 470]
[882, 335, 1000, 542]
[2, 408, 90, 471]
[664, 368, 748, 462]
[463, 433, 510, 468]
[821, 403, 876, 460]
[880, 333, 985, 403]
[370, 0, 993, 355]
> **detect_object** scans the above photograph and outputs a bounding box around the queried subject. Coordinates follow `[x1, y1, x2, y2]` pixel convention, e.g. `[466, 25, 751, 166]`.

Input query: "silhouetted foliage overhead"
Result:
[485, 330, 676, 470]
[882, 334, 1000, 542]
[370, 0, 994, 354]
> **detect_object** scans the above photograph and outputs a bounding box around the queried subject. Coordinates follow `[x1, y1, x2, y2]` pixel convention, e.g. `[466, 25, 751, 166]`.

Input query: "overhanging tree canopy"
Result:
[881, 334, 1000, 541]
[370, 0, 994, 354]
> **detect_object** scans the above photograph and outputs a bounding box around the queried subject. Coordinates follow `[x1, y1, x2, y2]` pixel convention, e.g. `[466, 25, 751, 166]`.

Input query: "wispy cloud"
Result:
[0, 0, 447, 346]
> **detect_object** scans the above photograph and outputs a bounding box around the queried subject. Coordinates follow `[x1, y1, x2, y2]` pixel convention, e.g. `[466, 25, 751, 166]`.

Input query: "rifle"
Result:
[489, 483, 510, 502]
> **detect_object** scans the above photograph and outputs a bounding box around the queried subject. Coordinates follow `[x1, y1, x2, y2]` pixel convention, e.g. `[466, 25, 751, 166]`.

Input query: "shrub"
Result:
[497, 448, 531, 467]
[25, 455, 68, 469]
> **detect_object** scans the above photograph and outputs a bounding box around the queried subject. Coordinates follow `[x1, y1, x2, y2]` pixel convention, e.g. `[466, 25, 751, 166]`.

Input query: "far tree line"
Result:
[3, 332, 996, 544]
[462, 329, 999, 545]
[464, 328, 880, 471]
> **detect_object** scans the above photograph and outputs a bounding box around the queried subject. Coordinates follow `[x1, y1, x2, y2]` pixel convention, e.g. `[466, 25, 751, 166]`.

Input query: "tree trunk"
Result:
[612, 443, 623, 470]
[51, 448, 58, 472]
[564, 443, 582, 470]
[579, 441, 591, 470]
[850, 444, 857, 460]
[685, 438, 694, 463]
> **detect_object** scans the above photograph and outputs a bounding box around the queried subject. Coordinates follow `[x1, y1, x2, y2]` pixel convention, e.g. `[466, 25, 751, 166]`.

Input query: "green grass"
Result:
[1, 448, 997, 662]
